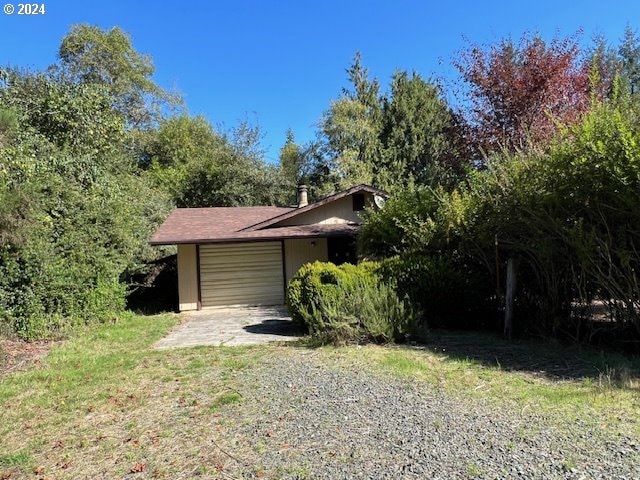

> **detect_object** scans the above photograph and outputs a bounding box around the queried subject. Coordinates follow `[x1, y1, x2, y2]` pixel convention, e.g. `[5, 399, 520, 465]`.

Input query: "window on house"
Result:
[352, 193, 365, 211]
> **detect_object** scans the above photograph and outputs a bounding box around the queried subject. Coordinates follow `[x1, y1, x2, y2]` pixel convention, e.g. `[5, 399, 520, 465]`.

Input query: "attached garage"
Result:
[199, 242, 284, 307]
[150, 185, 387, 311]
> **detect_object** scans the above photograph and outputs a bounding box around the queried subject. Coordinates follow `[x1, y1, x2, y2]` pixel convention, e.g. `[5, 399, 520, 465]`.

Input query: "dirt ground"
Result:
[0, 338, 56, 377]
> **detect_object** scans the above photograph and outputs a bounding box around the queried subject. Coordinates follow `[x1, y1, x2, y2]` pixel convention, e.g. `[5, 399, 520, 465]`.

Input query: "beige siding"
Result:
[284, 238, 329, 283]
[177, 244, 199, 311]
[277, 194, 373, 226]
[199, 242, 284, 307]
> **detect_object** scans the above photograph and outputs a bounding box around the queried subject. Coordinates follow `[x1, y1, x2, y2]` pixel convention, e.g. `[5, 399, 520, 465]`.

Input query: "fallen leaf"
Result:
[130, 462, 146, 473]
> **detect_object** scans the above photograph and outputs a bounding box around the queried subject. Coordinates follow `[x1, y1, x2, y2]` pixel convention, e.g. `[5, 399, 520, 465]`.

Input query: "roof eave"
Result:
[149, 228, 358, 247]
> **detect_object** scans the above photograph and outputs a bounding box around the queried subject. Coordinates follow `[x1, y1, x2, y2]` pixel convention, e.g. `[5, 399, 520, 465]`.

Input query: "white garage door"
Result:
[199, 242, 284, 307]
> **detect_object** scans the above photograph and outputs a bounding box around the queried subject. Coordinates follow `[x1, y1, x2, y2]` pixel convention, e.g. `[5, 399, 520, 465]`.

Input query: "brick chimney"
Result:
[297, 185, 308, 208]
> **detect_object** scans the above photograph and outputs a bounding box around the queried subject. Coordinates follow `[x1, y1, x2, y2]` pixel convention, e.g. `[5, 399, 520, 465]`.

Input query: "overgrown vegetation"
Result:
[351, 29, 640, 349]
[286, 261, 416, 344]
[2, 23, 640, 349]
[361, 92, 640, 347]
[0, 68, 170, 338]
[0, 26, 292, 338]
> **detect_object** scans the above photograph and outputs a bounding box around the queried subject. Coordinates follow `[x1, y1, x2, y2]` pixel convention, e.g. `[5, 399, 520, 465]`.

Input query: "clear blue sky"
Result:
[1, 1, 638, 162]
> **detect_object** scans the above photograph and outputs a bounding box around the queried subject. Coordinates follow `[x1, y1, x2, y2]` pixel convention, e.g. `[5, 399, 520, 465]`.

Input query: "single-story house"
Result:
[150, 184, 387, 311]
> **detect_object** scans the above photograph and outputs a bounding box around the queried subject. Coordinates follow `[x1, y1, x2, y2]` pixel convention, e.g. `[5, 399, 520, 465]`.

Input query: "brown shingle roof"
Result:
[150, 206, 293, 245]
[150, 185, 387, 246]
[150, 216, 358, 245]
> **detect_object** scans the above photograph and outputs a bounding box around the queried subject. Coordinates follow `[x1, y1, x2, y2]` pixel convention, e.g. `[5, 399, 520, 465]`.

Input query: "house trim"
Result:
[195, 244, 202, 310]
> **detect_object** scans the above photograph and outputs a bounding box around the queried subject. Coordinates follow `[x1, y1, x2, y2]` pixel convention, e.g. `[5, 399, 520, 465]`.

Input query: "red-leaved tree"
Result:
[455, 33, 592, 154]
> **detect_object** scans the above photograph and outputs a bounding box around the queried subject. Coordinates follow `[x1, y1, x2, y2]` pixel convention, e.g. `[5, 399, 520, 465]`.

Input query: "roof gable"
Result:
[149, 184, 387, 245]
[241, 184, 386, 232]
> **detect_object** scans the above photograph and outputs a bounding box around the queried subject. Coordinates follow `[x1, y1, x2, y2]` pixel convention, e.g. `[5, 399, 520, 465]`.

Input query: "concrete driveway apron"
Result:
[155, 306, 301, 349]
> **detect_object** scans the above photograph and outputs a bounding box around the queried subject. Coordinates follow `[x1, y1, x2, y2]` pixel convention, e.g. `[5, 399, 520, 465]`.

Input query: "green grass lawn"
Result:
[0, 313, 268, 478]
[1, 313, 638, 478]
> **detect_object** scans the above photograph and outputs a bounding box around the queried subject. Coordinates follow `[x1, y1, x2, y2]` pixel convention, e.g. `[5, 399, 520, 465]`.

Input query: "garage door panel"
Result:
[200, 274, 283, 287]
[201, 289, 281, 304]
[200, 260, 282, 273]
[200, 259, 280, 268]
[201, 262, 282, 273]
[201, 274, 281, 285]
[201, 287, 279, 298]
[201, 290, 279, 303]
[199, 242, 284, 307]
[200, 253, 281, 261]
[199, 245, 279, 256]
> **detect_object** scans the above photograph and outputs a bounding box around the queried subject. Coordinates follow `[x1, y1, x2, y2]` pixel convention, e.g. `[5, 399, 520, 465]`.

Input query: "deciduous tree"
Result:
[455, 33, 591, 154]
[58, 24, 179, 127]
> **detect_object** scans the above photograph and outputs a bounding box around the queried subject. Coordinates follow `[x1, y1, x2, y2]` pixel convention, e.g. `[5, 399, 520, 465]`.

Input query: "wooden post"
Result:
[494, 234, 500, 296]
[504, 257, 516, 339]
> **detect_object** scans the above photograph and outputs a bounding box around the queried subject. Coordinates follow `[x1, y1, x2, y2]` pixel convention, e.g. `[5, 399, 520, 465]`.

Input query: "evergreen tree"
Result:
[619, 26, 640, 95]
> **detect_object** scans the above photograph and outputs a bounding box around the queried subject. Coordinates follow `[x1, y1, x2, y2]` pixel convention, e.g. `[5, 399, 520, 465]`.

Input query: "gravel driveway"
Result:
[217, 353, 639, 479]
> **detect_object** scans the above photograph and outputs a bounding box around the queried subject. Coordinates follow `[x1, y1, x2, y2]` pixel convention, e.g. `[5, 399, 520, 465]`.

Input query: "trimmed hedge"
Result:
[286, 261, 416, 344]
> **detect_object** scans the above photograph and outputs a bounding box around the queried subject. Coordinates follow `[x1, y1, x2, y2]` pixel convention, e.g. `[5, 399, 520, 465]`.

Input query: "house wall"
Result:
[177, 244, 199, 311]
[284, 238, 329, 284]
[277, 193, 373, 227]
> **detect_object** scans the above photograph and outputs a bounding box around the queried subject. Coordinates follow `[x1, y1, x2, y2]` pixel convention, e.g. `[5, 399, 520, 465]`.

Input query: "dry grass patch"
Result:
[0, 337, 57, 378]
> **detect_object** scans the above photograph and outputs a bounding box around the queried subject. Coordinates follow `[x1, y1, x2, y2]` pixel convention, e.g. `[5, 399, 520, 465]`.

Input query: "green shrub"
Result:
[0, 141, 170, 339]
[0, 49, 176, 340]
[286, 261, 416, 344]
[377, 254, 492, 328]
